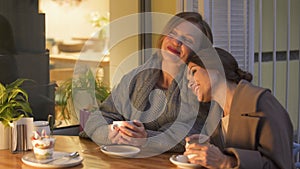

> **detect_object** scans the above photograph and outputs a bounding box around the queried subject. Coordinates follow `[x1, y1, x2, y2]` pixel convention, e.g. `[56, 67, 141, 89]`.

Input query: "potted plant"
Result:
[55, 68, 110, 125]
[0, 78, 32, 127]
[0, 78, 33, 149]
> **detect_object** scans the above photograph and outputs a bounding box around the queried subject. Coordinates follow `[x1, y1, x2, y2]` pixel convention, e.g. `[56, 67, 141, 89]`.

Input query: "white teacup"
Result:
[176, 155, 189, 163]
[33, 121, 51, 136]
[185, 134, 210, 160]
[186, 134, 210, 147]
[112, 121, 134, 129]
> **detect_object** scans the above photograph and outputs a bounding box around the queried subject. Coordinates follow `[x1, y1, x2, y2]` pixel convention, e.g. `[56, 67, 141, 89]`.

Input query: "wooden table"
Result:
[0, 136, 179, 169]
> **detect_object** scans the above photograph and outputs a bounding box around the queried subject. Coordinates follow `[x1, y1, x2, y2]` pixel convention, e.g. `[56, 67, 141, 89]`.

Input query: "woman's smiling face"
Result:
[161, 21, 202, 64]
[187, 62, 212, 102]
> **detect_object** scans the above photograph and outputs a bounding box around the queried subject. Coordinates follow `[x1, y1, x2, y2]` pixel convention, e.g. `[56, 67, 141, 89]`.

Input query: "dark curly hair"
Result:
[188, 47, 252, 84]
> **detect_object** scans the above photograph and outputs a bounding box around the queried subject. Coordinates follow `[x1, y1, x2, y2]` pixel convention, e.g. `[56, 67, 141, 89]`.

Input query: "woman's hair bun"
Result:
[236, 68, 252, 82]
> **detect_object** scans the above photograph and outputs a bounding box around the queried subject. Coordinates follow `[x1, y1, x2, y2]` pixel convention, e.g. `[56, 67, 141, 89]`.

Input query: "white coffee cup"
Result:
[175, 155, 189, 163]
[185, 134, 210, 160]
[112, 121, 134, 128]
[186, 134, 210, 147]
[33, 121, 51, 136]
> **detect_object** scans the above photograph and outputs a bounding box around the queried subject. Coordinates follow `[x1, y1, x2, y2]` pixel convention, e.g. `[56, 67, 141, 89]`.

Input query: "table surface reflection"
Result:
[0, 135, 179, 169]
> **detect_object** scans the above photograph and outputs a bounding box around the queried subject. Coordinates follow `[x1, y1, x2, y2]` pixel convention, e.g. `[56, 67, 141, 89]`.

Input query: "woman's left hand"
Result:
[184, 143, 236, 169]
[118, 120, 148, 147]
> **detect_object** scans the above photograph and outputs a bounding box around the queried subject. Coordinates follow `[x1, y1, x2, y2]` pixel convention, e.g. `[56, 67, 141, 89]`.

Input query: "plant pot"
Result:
[0, 123, 9, 150]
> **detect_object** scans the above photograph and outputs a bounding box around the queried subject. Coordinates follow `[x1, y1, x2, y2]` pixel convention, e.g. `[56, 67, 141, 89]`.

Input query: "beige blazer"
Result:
[210, 80, 294, 169]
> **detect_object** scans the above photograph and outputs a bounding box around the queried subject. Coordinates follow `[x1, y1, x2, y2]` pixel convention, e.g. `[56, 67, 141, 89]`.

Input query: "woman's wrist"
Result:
[221, 155, 237, 168]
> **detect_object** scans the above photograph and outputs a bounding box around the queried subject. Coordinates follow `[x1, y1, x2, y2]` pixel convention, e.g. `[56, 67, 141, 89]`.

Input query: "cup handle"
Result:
[48, 115, 54, 135]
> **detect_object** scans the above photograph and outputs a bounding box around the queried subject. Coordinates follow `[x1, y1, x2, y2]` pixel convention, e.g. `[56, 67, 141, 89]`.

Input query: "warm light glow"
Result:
[52, 0, 83, 6]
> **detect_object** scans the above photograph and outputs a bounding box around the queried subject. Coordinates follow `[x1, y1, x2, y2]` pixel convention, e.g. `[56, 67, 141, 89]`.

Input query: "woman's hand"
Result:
[108, 124, 123, 144]
[185, 134, 210, 146]
[118, 120, 148, 147]
[108, 120, 147, 147]
[184, 140, 237, 168]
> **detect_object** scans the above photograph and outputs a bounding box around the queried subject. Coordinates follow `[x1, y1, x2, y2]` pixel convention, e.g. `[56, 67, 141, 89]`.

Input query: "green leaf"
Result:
[54, 68, 111, 121]
[0, 78, 33, 127]
[6, 78, 26, 88]
[0, 83, 5, 93]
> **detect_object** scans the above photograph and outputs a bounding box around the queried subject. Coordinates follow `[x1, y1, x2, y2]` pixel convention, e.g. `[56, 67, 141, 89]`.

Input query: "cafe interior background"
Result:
[0, 0, 300, 140]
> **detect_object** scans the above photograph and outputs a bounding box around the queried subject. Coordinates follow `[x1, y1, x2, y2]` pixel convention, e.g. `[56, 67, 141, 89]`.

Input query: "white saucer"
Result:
[100, 144, 140, 158]
[22, 151, 83, 168]
[169, 155, 202, 169]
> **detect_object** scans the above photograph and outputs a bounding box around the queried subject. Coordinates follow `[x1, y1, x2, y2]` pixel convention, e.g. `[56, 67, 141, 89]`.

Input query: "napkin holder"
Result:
[9, 117, 33, 152]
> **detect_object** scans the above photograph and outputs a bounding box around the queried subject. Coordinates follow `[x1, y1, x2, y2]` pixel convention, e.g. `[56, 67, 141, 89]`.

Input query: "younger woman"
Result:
[185, 47, 294, 168]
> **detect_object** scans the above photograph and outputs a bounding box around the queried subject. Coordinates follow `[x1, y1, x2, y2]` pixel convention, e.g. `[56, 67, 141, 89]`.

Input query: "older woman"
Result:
[85, 12, 213, 154]
[184, 47, 294, 168]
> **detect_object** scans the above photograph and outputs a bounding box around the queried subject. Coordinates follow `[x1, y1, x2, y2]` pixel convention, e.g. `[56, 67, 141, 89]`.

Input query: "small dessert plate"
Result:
[100, 144, 140, 158]
[22, 151, 83, 168]
[169, 155, 203, 169]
